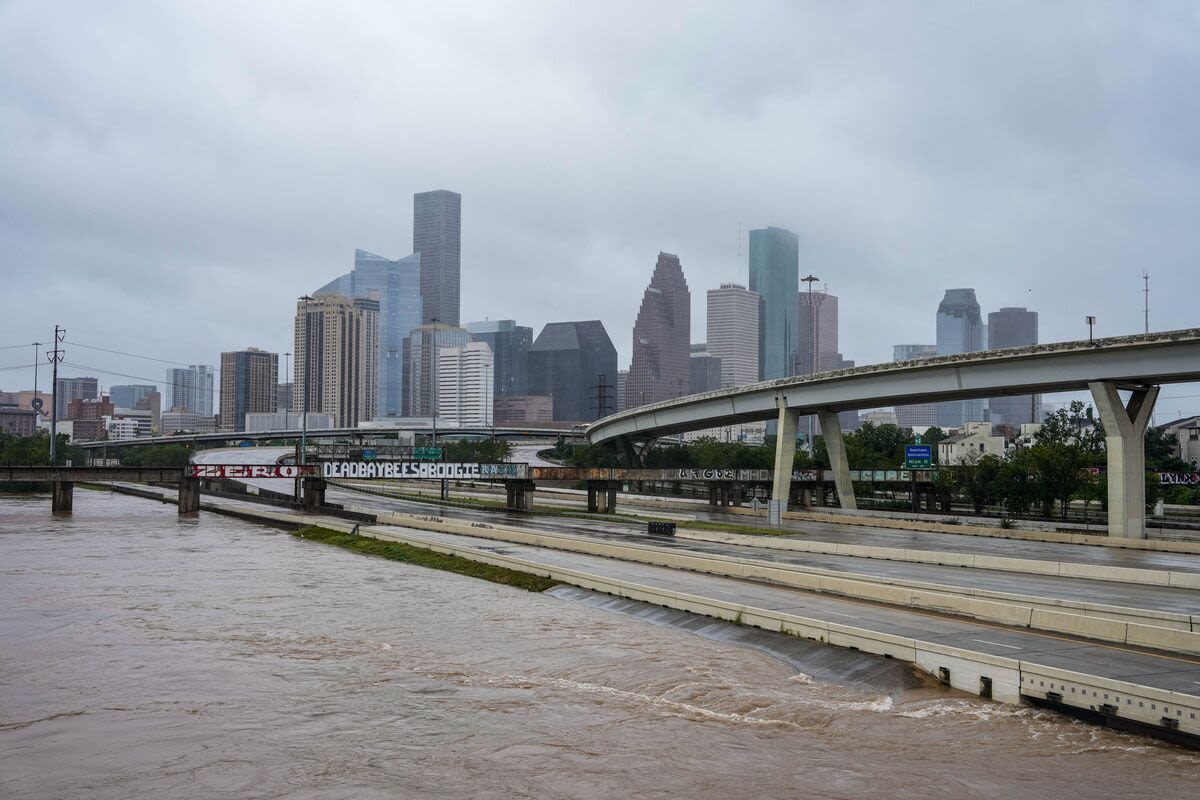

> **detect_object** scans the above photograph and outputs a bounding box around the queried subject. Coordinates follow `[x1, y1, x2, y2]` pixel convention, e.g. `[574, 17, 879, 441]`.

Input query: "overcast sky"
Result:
[2, 2, 1198, 415]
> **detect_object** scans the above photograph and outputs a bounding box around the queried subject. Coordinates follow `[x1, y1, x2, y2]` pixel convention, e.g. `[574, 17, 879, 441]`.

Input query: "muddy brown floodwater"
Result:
[2, 491, 1199, 799]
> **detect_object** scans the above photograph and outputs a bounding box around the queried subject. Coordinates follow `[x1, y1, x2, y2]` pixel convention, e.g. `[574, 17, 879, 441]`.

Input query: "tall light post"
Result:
[298, 296, 313, 465]
[31, 341, 42, 420]
[283, 351, 291, 412]
[801, 274, 821, 456]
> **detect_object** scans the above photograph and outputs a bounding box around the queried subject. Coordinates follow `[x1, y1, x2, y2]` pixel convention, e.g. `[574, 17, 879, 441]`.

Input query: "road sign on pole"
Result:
[904, 444, 932, 469]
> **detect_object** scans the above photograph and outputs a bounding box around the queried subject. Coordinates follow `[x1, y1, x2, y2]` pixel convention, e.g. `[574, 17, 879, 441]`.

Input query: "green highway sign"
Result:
[904, 444, 933, 470]
[412, 447, 444, 460]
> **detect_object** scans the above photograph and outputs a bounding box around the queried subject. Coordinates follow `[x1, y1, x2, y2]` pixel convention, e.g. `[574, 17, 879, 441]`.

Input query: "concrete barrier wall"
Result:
[678, 528, 1199, 593]
[356, 506, 1200, 655]
[1020, 662, 1200, 736]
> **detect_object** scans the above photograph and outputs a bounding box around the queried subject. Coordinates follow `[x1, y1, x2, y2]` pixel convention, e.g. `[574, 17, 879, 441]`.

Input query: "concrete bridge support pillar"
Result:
[506, 481, 536, 512]
[606, 484, 618, 514]
[730, 483, 742, 507]
[769, 404, 800, 525]
[177, 477, 201, 515]
[52, 480, 73, 515]
[818, 410, 857, 510]
[588, 483, 601, 513]
[302, 477, 327, 513]
[1089, 381, 1159, 539]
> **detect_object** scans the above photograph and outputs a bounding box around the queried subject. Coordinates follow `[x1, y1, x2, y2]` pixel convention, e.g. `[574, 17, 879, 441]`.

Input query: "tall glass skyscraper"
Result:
[414, 189, 462, 327]
[749, 227, 799, 381]
[316, 249, 421, 418]
[935, 288, 986, 427]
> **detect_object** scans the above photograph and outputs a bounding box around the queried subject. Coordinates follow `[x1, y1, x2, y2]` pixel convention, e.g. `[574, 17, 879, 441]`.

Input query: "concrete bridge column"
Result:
[506, 481, 535, 512]
[52, 480, 73, 515]
[730, 483, 742, 507]
[1089, 382, 1159, 539]
[818, 410, 857, 510]
[302, 477, 327, 512]
[177, 477, 201, 515]
[769, 404, 800, 525]
[588, 483, 601, 513]
[605, 483, 618, 514]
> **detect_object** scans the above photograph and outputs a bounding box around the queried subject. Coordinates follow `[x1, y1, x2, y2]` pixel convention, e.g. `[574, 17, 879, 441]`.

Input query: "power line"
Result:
[0, 362, 39, 372]
[61, 362, 166, 385]
[62, 340, 191, 367]
[0, 344, 34, 351]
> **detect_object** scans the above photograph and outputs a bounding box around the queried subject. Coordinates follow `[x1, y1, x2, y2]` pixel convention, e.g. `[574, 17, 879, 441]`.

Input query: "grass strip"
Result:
[292, 525, 558, 592]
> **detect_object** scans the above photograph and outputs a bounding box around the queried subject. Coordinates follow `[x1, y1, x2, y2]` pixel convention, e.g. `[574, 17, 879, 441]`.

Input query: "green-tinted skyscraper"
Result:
[749, 227, 799, 380]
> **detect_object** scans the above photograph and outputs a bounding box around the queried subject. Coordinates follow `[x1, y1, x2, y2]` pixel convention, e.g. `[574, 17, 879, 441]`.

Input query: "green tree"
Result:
[922, 427, 949, 463]
[996, 449, 1035, 517]
[959, 452, 1003, 513]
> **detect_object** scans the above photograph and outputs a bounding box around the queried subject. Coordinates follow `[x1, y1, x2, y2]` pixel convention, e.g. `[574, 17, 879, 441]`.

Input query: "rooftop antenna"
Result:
[1143, 271, 1150, 334]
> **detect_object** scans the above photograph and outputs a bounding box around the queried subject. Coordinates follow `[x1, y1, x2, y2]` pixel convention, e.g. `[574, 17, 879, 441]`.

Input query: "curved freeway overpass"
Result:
[587, 329, 1200, 539]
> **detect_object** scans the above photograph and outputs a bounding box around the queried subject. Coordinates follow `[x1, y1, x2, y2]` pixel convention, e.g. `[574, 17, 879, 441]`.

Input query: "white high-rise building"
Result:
[437, 341, 494, 426]
[706, 283, 761, 388]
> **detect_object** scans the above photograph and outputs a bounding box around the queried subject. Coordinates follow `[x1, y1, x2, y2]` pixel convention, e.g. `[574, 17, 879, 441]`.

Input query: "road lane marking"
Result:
[972, 639, 1022, 650]
[824, 611, 859, 619]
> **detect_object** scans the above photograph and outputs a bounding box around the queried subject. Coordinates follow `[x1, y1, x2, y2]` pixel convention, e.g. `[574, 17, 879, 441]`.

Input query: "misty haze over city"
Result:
[2, 2, 1197, 406]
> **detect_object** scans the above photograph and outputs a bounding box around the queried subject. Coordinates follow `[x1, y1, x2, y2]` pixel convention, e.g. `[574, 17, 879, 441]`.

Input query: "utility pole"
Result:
[47, 326, 65, 465]
[1143, 271, 1150, 334]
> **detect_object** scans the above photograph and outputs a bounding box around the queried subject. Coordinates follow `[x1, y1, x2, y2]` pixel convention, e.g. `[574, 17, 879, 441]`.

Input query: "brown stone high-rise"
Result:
[625, 252, 691, 409]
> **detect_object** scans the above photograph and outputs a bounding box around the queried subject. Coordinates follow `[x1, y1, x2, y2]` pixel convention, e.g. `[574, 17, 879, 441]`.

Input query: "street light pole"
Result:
[801, 274, 821, 456]
[298, 296, 313, 465]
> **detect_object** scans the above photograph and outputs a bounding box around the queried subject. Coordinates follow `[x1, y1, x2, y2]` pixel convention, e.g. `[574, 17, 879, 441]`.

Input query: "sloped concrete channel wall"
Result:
[105, 483, 1200, 741]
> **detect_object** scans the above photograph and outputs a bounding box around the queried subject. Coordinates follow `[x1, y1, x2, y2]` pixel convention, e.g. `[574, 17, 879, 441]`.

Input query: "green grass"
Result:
[292, 525, 558, 592]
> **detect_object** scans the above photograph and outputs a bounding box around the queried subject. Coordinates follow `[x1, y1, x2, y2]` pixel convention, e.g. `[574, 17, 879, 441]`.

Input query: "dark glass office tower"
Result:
[528, 321, 618, 423]
[413, 190, 462, 327]
[988, 307, 1040, 426]
[465, 320, 532, 397]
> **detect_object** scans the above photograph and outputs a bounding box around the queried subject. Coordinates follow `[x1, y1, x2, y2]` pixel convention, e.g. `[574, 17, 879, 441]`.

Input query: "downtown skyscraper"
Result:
[165, 366, 214, 417]
[316, 248, 422, 418]
[706, 283, 760, 388]
[465, 320, 532, 398]
[749, 227, 799, 381]
[988, 307, 1040, 426]
[414, 189, 462, 327]
[935, 288, 987, 427]
[625, 252, 691, 408]
[219, 348, 278, 432]
[528, 321, 617, 423]
[293, 294, 379, 428]
[797, 289, 841, 376]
